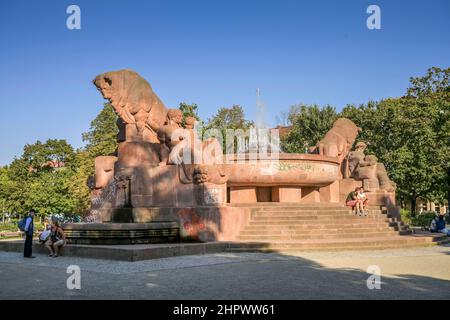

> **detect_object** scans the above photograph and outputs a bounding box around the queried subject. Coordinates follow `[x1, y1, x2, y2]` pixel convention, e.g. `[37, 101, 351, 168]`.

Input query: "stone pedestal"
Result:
[62, 222, 180, 245]
[301, 187, 320, 203]
[229, 187, 257, 203]
[339, 178, 362, 202]
[195, 183, 227, 206]
[128, 165, 228, 208]
[365, 190, 395, 206]
[319, 180, 340, 203]
[94, 156, 117, 189]
[272, 186, 302, 202]
[256, 187, 272, 202]
[117, 141, 160, 168]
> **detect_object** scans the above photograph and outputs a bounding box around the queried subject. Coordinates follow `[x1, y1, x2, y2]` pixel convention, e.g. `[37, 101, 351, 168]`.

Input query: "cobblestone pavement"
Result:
[1, 244, 449, 299]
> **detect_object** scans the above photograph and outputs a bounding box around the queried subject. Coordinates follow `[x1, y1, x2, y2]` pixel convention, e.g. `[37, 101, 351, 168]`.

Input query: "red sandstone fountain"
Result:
[62, 69, 398, 245]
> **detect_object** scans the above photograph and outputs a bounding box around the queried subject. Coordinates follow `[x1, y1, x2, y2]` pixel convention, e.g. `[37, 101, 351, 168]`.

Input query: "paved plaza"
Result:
[1, 244, 449, 299]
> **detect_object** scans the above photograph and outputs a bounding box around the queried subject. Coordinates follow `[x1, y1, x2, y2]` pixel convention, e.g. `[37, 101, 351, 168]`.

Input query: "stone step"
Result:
[388, 221, 407, 228]
[247, 220, 393, 227]
[232, 203, 386, 210]
[240, 227, 395, 235]
[237, 231, 399, 241]
[225, 242, 440, 253]
[226, 234, 447, 251]
[253, 207, 357, 212]
[230, 203, 349, 208]
[253, 211, 385, 218]
[232, 202, 420, 251]
[253, 208, 383, 214]
[249, 216, 390, 222]
[0, 240, 232, 261]
[389, 220, 409, 229]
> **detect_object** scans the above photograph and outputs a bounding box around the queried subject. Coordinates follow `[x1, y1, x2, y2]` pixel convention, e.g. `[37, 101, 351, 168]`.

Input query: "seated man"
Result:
[346, 187, 364, 216]
[430, 212, 450, 236]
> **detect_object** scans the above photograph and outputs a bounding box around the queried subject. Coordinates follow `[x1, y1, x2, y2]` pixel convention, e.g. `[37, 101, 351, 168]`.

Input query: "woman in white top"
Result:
[356, 188, 369, 216]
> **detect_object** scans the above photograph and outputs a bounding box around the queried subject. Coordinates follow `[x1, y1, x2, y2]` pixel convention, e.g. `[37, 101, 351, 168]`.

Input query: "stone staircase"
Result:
[227, 203, 448, 252]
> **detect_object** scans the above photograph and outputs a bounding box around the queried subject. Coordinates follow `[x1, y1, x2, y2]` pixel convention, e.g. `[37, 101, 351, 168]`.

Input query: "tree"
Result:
[27, 168, 77, 217]
[404, 67, 450, 212]
[69, 103, 119, 215]
[66, 151, 95, 215]
[377, 98, 444, 215]
[340, 67, 450, 214]
[0, 166, 12, 218]
[22, 139, 76, 172]
[340, 101, 392, 169]
[204, 105, 254, 153]
[82, 102, 118, 158]
[407, 66, 449, 98]
[205, 105, 254, 130]
[282, 104, 338, 153]
[4, 158, 30, 215]
[2, 140, 77, 219]
[279, 67, 449, 215]
[179, 102, 202, 126]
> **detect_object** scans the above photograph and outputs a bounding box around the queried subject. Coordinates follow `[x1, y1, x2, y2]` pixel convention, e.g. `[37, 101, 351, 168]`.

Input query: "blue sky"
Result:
[0, 0, 449, 165]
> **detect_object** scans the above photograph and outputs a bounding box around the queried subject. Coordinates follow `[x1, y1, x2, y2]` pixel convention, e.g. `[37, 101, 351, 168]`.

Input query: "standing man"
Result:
[23, 209, 36, 258]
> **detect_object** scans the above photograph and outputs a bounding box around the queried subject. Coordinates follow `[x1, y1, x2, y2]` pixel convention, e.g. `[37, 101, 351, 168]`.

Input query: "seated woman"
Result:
[357, 188, 369, 216]
[44, 220, 66, 257]
[346, 187, 364, 216]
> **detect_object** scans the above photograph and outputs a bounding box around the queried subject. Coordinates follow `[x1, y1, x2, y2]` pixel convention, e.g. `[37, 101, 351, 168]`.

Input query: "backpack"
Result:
[430, 217, 438, 233]
[39, 229, 51, 243]
[18, 217, 28, 231]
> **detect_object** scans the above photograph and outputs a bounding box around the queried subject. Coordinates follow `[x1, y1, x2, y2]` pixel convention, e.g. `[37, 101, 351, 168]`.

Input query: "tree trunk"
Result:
[447, 167, 450, 213]
[410, 192, 418, 217]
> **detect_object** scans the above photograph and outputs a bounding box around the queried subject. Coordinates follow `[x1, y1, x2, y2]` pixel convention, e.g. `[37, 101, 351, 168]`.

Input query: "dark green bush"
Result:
[400, 209, 411, 225]
[410, 211, 437, 227]
[0, 222, 45, 232]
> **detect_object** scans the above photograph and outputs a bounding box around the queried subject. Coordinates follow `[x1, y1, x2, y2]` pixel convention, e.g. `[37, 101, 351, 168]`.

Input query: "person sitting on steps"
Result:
[44, 220, 66, 257]
[346, 187, 364, 216]
[356, 187, 369, 216]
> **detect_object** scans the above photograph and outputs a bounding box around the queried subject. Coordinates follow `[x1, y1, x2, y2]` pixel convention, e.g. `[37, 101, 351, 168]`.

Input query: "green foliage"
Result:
[407, 67, 449, 98]
[282, 104, 338, 153]
[0, 167, 13, 211]
[70, 103, 119, 215]
[281, 67, 449, 214]
[205, 105, 254, 131]
[204, 105, 254, 153]
[27, 169, 77, 216]
[66, 151, 95, 215]
[179, 102, 202, 126]
[0, 224, 16, 232]
[0, 103, 119, 217]
[0, 222, 45, 233]
[410, 211, 437, 227]
[399, 209, 411, 225]
[0, 139, 77, 218]
[0, 67, 447, 219]
[82, 102, 118, 158]
[342, 94, 448, 213]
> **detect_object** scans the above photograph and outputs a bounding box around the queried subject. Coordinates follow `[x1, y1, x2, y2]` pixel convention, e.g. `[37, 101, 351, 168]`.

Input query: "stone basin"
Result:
[61, 222, 180, 245]
[226, 153, 340, 187]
